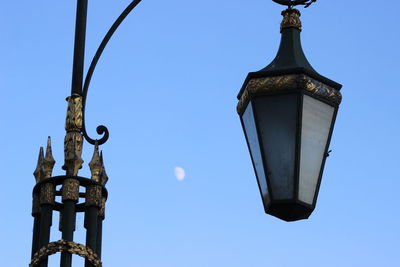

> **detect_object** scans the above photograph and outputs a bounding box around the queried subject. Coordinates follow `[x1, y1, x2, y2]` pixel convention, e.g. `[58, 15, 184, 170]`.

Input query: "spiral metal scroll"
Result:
[81, 0, 142, 145]
[272, 0, 316, 8]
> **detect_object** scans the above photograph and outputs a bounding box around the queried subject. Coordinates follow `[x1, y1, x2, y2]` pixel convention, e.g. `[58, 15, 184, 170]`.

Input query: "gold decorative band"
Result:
[40, 183, 55, 205]
[63, 132, 84, 176]
[63, 94, 84, 176]
[99, 197, 106, 218]
[62, 178, 80, 202]
[29, 240, 102, 267]
[32, 193, 40, 215]
[281, 8, 302, 32]
[65, 94, 83, 131]
[86, 185, 103, 208]
[236, 74, 342, 114]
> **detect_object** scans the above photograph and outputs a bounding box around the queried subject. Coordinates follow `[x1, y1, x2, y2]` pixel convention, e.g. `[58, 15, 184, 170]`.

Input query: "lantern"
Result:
[237, 8, 342, 221]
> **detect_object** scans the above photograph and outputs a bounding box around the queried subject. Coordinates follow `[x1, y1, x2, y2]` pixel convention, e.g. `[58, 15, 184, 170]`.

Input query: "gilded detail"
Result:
[86, 185, 102, 208]
[40, 183, 55, 205]
[303, 77, 342, 104]
[63, 94, 84, 176]
[99, 197, 106, 218]
[34, 137, 56, 182]
[63, 131, 84, 176]
[89, 143, 102, 183]
[100, 152, 109, 186]
[43, 137, 55, 179]
[236, 74, 342, 114]
[65, 94, 83, 131]
[280, 8, 302, 32]
[32, 193, 40, 216]
[29, 240, 102, 267]
[33, 147, 45, 183]
[62, 178, 80, 202]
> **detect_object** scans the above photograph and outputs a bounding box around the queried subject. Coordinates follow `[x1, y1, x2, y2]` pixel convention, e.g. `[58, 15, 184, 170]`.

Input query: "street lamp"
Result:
[30, 1, 141, 267]
[29, 0, 342, 267]
[237, 0, 342, 221]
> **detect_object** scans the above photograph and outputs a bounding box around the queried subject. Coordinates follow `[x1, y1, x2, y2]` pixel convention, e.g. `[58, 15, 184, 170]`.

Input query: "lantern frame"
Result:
[237, 8, 342, 221]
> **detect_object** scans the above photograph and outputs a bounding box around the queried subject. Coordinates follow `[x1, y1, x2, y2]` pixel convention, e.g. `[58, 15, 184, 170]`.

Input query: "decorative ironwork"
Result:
[43, 137, 56, 179]
[99, 151, 109, 186]
[65, 94, 83, 131]
[32, 193, 40, 215]
[63, 132, 84, 176]
[63, 95, 84, 176]
[303, 76, 342, 104]
[40, 183, 55, 205]
[237, 74, 342, 114]
[272, 0, 316, 8]
[34, 137, 55, 183]
[33, 147, 45, 183]
[281, 8, 302, 32]
[86, 185, 103, 208]
[29, 240, 102, 267]
[99, 197, 106, 218]
[81, 0, 142, 146]
[89, 142, 102, 183]
[30, 2, 143, 266]
[62, 178, 80, 202]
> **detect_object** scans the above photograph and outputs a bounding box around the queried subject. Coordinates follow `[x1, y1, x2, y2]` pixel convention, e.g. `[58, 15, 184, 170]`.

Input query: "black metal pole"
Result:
[31, 193, 41, 259]
[60, 200, 76, 267]
[38, 204, 53, 267]
[31, 216, 41, 259]
[84, 206, 99, 267]
[96, 217, 103, 259]
[71, 0, 88, 95]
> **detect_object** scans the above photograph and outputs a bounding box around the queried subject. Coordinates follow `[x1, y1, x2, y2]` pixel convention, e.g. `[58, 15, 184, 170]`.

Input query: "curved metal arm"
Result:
[81, 0, 142, 145]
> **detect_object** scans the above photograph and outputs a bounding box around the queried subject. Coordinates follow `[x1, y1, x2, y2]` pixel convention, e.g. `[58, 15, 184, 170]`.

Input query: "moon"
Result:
[174, 167, 185, 181]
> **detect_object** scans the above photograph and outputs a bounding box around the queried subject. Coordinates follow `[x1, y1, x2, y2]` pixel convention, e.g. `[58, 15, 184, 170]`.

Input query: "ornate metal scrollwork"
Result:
[281, 8, 302, 32]
[272, 0, 316, 8]
[62, 178, 80, 202]
[81, 0, 142, 146]
[63, 95, 84, 175]
[29, 240, 102, 267]
[236, 74, 342, 115]
[86, 185, 103, 208]
[40, 183, 55, 205]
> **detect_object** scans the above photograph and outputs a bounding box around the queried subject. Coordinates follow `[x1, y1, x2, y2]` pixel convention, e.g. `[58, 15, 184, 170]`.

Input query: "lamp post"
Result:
[30, 1, 141, 267]
[29, 0, 342, 266]
[237, 0, 342, 221]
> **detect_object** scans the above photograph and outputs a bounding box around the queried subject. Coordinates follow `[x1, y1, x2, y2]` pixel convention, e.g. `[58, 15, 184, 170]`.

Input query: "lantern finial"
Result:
[280, 8, 302, 32]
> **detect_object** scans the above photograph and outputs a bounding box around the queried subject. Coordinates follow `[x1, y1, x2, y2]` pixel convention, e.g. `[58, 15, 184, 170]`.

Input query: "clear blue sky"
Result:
[1, 0, 399, 266]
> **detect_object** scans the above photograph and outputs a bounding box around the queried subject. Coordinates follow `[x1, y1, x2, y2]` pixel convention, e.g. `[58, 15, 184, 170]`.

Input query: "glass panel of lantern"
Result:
[240, 90, 337, 221]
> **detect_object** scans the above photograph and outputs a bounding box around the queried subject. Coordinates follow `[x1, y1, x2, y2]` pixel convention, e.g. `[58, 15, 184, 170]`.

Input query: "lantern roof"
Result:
[237, 8, 342, 100]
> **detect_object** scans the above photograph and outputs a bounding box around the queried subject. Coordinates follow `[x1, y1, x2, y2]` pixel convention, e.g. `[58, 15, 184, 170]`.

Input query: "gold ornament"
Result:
[86, 185, 102, 208]
[62, 178, 80, 202]
[280, 8, 302, 32]
[40, 183, 55, 205]
[89, 142, 102, 183]
[29, 240, 102, 267]
[237, 74, 342, 114]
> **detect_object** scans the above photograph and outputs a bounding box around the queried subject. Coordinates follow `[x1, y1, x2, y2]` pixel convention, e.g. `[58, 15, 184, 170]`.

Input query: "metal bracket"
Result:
[272, 0, 316, 8]
[81, 0, 142, 145]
